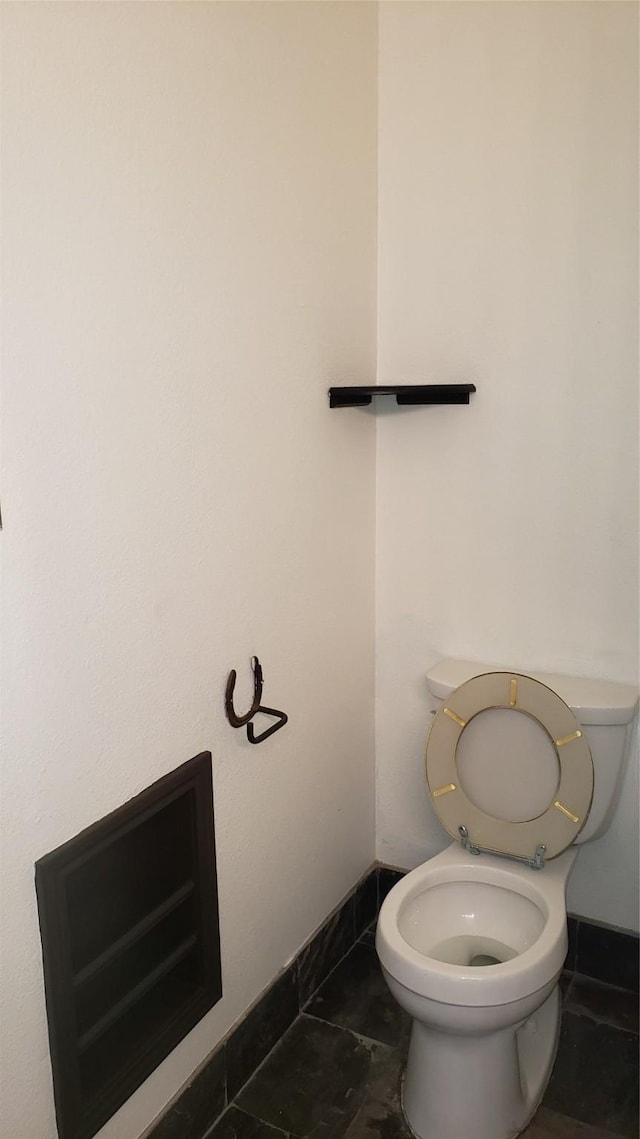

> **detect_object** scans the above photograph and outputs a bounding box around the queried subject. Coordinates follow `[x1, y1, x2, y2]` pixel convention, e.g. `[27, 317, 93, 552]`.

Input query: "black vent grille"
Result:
[36, 752, 222, 1139]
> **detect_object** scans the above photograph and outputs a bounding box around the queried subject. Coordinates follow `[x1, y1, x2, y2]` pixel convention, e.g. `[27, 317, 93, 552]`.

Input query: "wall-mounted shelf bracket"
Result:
[328, 384, 476, 408]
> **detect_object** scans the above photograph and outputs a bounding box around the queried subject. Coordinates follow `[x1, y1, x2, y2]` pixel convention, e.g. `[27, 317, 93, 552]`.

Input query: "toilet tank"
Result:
[425, 659, 639, 844]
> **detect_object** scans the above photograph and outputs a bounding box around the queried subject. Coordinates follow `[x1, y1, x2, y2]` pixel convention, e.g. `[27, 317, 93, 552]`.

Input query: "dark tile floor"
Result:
[208, 929, 639, 1139]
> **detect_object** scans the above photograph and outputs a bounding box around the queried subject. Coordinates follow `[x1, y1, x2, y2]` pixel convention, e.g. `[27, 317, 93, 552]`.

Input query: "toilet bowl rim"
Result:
[376, 905, 565, 980]
[375, 849, 569, 1006]
[376, 909, 566, 1006]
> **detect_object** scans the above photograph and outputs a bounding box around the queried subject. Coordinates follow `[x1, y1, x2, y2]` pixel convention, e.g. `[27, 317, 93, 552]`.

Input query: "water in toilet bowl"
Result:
[427, 934, 519, 967]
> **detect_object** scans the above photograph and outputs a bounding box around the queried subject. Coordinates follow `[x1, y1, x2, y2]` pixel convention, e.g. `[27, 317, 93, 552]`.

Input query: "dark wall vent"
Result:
[35, 752, 222, 1139]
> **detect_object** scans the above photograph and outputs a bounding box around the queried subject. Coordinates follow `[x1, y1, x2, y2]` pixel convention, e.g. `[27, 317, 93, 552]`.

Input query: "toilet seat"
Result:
[426, 672, 594, 861]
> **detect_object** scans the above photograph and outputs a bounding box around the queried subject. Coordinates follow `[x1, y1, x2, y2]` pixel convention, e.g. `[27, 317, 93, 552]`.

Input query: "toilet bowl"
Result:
[377, 843, 574, 1139]
[376, 661, 638, 1139]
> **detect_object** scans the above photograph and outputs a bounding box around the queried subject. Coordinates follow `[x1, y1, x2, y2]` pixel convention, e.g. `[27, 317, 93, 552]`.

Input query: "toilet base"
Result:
[402, 985, 561, 1139]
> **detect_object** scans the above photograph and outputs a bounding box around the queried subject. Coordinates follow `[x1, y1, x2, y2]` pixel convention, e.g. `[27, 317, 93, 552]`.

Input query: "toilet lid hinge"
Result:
[458, 825, 547, 871]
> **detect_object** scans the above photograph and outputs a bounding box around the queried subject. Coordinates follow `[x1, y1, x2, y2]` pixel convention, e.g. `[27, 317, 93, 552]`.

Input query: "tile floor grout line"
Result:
[560, 1007, 639, 1035]
[300, 1009, 399, 1053]
[571, 971, 640, 999]
[202, 1104, 291, 1139]
[200, 1098, 232, 1139]
[218, 1011, 318, 1135]
[200, 1024, 299, 1139]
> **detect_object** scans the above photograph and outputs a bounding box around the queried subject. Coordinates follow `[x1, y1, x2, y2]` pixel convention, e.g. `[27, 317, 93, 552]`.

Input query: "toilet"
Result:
[376, 660, 638, 1139]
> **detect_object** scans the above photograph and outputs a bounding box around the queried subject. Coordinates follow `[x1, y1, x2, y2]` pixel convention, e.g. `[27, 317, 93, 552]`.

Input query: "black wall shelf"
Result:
[328, 384, 476, 408]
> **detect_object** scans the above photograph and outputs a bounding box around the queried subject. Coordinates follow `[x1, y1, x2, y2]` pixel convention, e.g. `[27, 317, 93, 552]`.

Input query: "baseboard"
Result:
[566, 912, 639, 992]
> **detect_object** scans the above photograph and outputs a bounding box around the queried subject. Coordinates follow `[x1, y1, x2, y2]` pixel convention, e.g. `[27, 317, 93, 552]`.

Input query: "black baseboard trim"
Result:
[566, 912, 639, 993]
[143, 863, 638, 1139]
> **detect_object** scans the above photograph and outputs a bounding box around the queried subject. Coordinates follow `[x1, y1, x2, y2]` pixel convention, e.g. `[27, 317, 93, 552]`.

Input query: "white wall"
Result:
[3, 4, 638, 1136]
[376, 1, 639, 930]
[0, 4, 377, 1137]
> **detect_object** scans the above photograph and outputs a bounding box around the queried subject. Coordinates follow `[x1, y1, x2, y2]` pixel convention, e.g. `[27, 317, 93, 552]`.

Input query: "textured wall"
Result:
[375, 0, 639, 930]
[0, 4, 377, 1136]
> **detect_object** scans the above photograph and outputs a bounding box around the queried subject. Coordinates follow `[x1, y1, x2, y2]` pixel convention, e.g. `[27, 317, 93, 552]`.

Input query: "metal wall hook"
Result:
[225, 656, 263, 728]
[224, 657, 288, 745]
[246, 706, 288, 746]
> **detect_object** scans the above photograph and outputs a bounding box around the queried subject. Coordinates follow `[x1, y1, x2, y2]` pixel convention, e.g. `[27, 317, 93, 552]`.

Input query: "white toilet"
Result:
[376, 660, 638, 1139]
